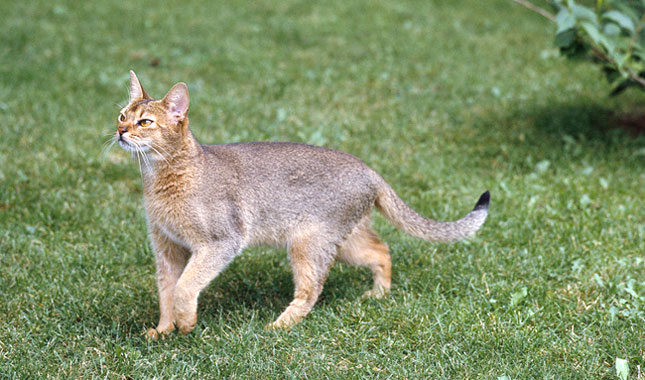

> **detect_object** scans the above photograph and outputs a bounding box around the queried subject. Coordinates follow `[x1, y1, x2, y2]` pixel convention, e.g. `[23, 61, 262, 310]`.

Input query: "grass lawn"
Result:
[1, 0, 644, 378]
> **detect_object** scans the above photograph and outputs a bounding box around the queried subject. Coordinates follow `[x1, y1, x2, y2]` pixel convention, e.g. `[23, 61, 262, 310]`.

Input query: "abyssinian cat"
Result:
[115, 71, 490, 339]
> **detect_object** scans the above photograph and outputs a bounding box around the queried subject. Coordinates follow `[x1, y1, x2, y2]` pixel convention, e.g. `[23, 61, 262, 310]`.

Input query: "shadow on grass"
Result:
[520, 100, 645, 148]
[529, 101, 645, 141]
[198, 251, 293, 321]
[194, 249, 370, 323]
[529, 103, 614, 140]
[470, 100, 645, 174]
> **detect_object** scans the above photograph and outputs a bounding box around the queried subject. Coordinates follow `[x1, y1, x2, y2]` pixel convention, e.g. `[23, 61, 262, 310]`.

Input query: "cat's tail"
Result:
[375, 182, 489, 243]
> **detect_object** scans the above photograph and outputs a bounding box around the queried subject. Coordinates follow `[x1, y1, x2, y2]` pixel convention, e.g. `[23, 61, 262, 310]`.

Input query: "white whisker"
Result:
[152, 142, 172, 159]
[101, 138, 117, 159]
[103, 132, 117, 144]
[101, 138, 112, 150]
[135, 141, 153, 173]
[142, 151, 153, 172]
[134, 148, 144, 181]
[148, 143, 171, 167]
[145, 151, 154, 172]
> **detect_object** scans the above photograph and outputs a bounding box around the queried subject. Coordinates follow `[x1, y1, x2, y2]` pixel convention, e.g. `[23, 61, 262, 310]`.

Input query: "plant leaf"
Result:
[603, 23, 621, 36]
[610, 79, 637, 96]
[580, 21, 602, 44]
[580, 21, 615, 53]
[555, 29, 577, 48]
[615, 357, 629, 380]
[633, 49, 645, 62]
[603, 10, 635, 32]
[510, 287, 528, 308]
[556, 8, 576, 33]
[571, 4, 598, 24]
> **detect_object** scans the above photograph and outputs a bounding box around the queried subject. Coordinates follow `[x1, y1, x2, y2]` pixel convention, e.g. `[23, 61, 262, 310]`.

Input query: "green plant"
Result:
[514, 0, 645, 95]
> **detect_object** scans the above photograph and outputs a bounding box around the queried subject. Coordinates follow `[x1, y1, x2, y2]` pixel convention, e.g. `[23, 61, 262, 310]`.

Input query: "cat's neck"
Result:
[141, 125, 203, 187]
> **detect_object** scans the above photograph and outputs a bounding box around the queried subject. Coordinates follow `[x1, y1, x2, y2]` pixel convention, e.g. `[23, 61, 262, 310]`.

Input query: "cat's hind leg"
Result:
[269, 227, 336, 329]
[337, 216, 391, 298]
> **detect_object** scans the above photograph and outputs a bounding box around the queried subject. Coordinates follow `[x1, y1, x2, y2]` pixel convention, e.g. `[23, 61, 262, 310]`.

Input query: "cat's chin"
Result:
[118, 137, 151, 153]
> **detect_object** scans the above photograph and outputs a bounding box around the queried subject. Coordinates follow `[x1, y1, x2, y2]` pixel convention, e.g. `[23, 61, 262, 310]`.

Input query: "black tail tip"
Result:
[474, 190, 490, 211]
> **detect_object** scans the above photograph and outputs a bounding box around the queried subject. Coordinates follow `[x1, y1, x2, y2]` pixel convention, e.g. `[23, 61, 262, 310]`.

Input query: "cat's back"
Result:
[200, 141, 382, 202]
[202, 141, 371, 175]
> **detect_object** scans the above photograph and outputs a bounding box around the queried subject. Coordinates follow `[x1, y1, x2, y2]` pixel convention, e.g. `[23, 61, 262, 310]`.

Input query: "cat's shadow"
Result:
[196, 247, 370, 323]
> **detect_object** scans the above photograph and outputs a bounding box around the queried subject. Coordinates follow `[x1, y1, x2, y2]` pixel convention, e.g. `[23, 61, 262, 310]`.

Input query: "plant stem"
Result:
[627, 12, 645, 56]
[510, 0, 556, 21]
[592, 46, 645, 88]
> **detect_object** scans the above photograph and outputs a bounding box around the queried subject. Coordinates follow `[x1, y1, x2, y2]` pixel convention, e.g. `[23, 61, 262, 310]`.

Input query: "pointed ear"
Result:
[129, 70, 150, 102]
[162, 82, 189, 123]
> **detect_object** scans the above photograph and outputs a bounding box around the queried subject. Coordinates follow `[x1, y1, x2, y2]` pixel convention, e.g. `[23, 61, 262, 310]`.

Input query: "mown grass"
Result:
[1, 0, 644, 378]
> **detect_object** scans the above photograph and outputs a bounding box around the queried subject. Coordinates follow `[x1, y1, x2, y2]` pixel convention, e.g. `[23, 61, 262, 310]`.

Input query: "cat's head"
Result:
[115, 71, 189, 157]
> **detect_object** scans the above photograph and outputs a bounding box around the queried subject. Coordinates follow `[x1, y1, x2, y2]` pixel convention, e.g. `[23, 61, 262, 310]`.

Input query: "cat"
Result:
[115, 71, 490, 339]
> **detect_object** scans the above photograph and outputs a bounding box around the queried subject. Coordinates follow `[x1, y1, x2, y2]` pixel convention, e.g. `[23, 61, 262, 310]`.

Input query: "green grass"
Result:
[1, 0, 644, 378]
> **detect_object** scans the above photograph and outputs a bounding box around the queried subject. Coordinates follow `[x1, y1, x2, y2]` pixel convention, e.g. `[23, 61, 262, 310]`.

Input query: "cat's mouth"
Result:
[117, 133, 151, 153]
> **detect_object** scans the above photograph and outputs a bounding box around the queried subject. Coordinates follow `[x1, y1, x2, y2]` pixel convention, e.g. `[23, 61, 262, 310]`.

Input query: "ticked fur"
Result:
[114, 71, 490, 339]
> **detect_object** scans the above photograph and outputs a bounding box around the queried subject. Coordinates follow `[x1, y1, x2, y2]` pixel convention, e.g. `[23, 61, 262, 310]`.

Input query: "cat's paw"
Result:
[266, 309, 301, 330]
[146, 324, 174, 341]
[174, 297, 198, 334]
[146, 328, 162, 341]
[176, 314, 197, 334]
[266, 319, 290, 330]
[362, 287, 388, 299]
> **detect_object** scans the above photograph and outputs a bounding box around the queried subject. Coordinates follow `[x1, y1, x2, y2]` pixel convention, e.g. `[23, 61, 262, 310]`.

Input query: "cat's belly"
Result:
[246, 224, 288, 247]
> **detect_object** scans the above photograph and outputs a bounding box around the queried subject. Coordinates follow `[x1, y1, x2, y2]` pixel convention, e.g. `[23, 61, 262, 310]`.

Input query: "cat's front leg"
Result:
[146, 226, 189, 341]
[173, 240, 240, 334]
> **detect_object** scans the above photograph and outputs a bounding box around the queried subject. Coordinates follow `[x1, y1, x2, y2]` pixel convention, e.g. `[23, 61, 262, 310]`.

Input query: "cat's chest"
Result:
[144, 185, 196, 248]
[146, 198, 194, 247]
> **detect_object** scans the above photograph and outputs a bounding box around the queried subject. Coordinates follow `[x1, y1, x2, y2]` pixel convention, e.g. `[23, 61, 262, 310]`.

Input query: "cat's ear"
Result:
[162, 82, 189, 123]
[129, 70, 150, 102]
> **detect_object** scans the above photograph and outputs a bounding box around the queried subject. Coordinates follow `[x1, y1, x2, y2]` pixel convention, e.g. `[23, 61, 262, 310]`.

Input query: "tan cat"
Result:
[115, 71, 490, 339]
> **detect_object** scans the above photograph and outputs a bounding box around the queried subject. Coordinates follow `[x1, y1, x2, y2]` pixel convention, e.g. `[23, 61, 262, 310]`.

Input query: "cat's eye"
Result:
[119, 114, 126, 122]
[138, 119, 153, 127]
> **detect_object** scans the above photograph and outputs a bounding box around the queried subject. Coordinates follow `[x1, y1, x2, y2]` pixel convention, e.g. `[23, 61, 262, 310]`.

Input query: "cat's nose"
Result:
[117, 125, 127, 135]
